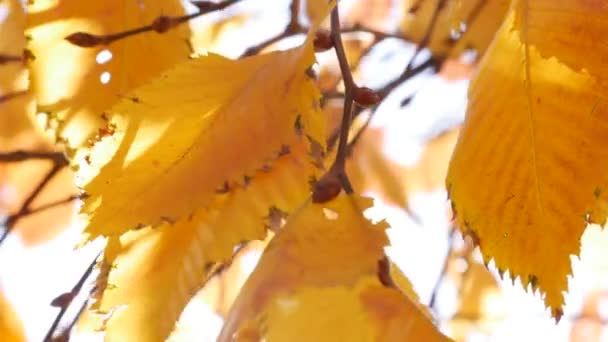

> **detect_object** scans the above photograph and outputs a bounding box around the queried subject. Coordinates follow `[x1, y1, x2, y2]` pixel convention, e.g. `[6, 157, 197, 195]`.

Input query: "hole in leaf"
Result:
[96, 49, 113, 64]
[100, 71, 111, 84]
[322, 208, 339, 220]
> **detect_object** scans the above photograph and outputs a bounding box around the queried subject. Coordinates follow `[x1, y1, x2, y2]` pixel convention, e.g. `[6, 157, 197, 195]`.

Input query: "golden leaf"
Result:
[512, 0, 608, 92]
[82, 143, 321, 341]
[401, 0, 508, 56]
[26, 0, 191, 149]
[0, 0, 34, 144]
[220, 194, 450, 341]
[78, 36, 325, 240]
[446, 9, 608, 316]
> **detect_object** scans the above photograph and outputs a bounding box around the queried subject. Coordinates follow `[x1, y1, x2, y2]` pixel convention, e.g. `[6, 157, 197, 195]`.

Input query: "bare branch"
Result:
[240, 0, 304, 57]
[313, 1, 375, 202]
[0, 54, 23, 65]
[0, 150, 66, 163]
[405, 0, 447, 71]
[65, 0, 244, 48]
[0, 151, 69, 245]
[44, 252, 101, 342]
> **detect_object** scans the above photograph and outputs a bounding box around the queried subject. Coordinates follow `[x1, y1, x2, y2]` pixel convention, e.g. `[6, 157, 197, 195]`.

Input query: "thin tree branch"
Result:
[377, 55, 437, 98]
[311, 2, 359, 202]
[340, 24, 409, 41]
[326, 55, 437, 151]
[11, 194, 80, 219]
[428, 224, 457, 311]
[329, 5, 355, 183]
[0, 90, 27, 104]
[64, 0, 244, 48]
[0, 54, 23, 65]
[0, 152, 69, 245]
[44, 252, 101, 342]
[240, 0, 304, 57]
[405, 0, 447, 71]
[0, 150, 66, 163]
[324, 24, 410, 95]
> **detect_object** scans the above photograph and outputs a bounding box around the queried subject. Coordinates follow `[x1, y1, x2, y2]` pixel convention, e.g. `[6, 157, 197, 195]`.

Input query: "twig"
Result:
[340, 24, 408, 41]
[64, 0, 244, 48]
[312, 2, 359, 203]
[240, 0, 303, 57]
[377, 55, 437, 98]
[240, 28, 304, 57]
[11, 194, 80, 219]
[0, 150, 66, 163]
[324, 24, 407, 93]
[0, 90, 27, 104]
[43, 252, 101, 342]
[0, 54, 23, 65]
[329, 4, 356, 185]
[0, 152, 69, 245]
[428, 224, 457, 311]
[405, 0, 447, 71]
[326, 56, 437, 151]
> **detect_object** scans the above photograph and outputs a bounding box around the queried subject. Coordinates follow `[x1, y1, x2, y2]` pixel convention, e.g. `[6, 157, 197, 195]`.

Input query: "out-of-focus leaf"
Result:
[447, 9, 608, 317]
[345, 0, 392, 30]
[26, 0, 191, 151]
[0, 0, 34, 144]
[401, 0, 508, 56]
[348, 127, 409, 209]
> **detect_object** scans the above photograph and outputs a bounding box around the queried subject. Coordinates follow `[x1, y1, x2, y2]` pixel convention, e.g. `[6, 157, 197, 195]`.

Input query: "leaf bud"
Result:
[353, 86, 380, 107]
[152, 16, 179, 34]
[65, 32, 104, 47]
[312, 176, 342, 203]
[313, 29, 333, 52]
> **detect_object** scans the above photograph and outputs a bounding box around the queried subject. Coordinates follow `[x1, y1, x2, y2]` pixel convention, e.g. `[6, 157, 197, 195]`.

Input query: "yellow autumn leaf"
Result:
[401, 0, 508, 56]
[26, 0, 191, 150]
[78, 35, 325, 240]
[446, 8, 608, 317]
[220, 194, 450, 341]
[512, 0, 608, 92]
[81, 143, 321, 342]
[0, 290, 25, 342]
[0, 0, 34, 144]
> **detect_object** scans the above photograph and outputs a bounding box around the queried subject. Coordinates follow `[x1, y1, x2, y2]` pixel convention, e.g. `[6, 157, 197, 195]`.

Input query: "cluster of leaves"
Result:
[1, 0, 606, 340]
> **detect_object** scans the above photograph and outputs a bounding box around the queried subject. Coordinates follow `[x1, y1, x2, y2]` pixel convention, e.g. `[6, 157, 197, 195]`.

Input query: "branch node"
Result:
[65, 32, 106, 47]
[353, 87, 380, 107]
[151, 16, 179, 34]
